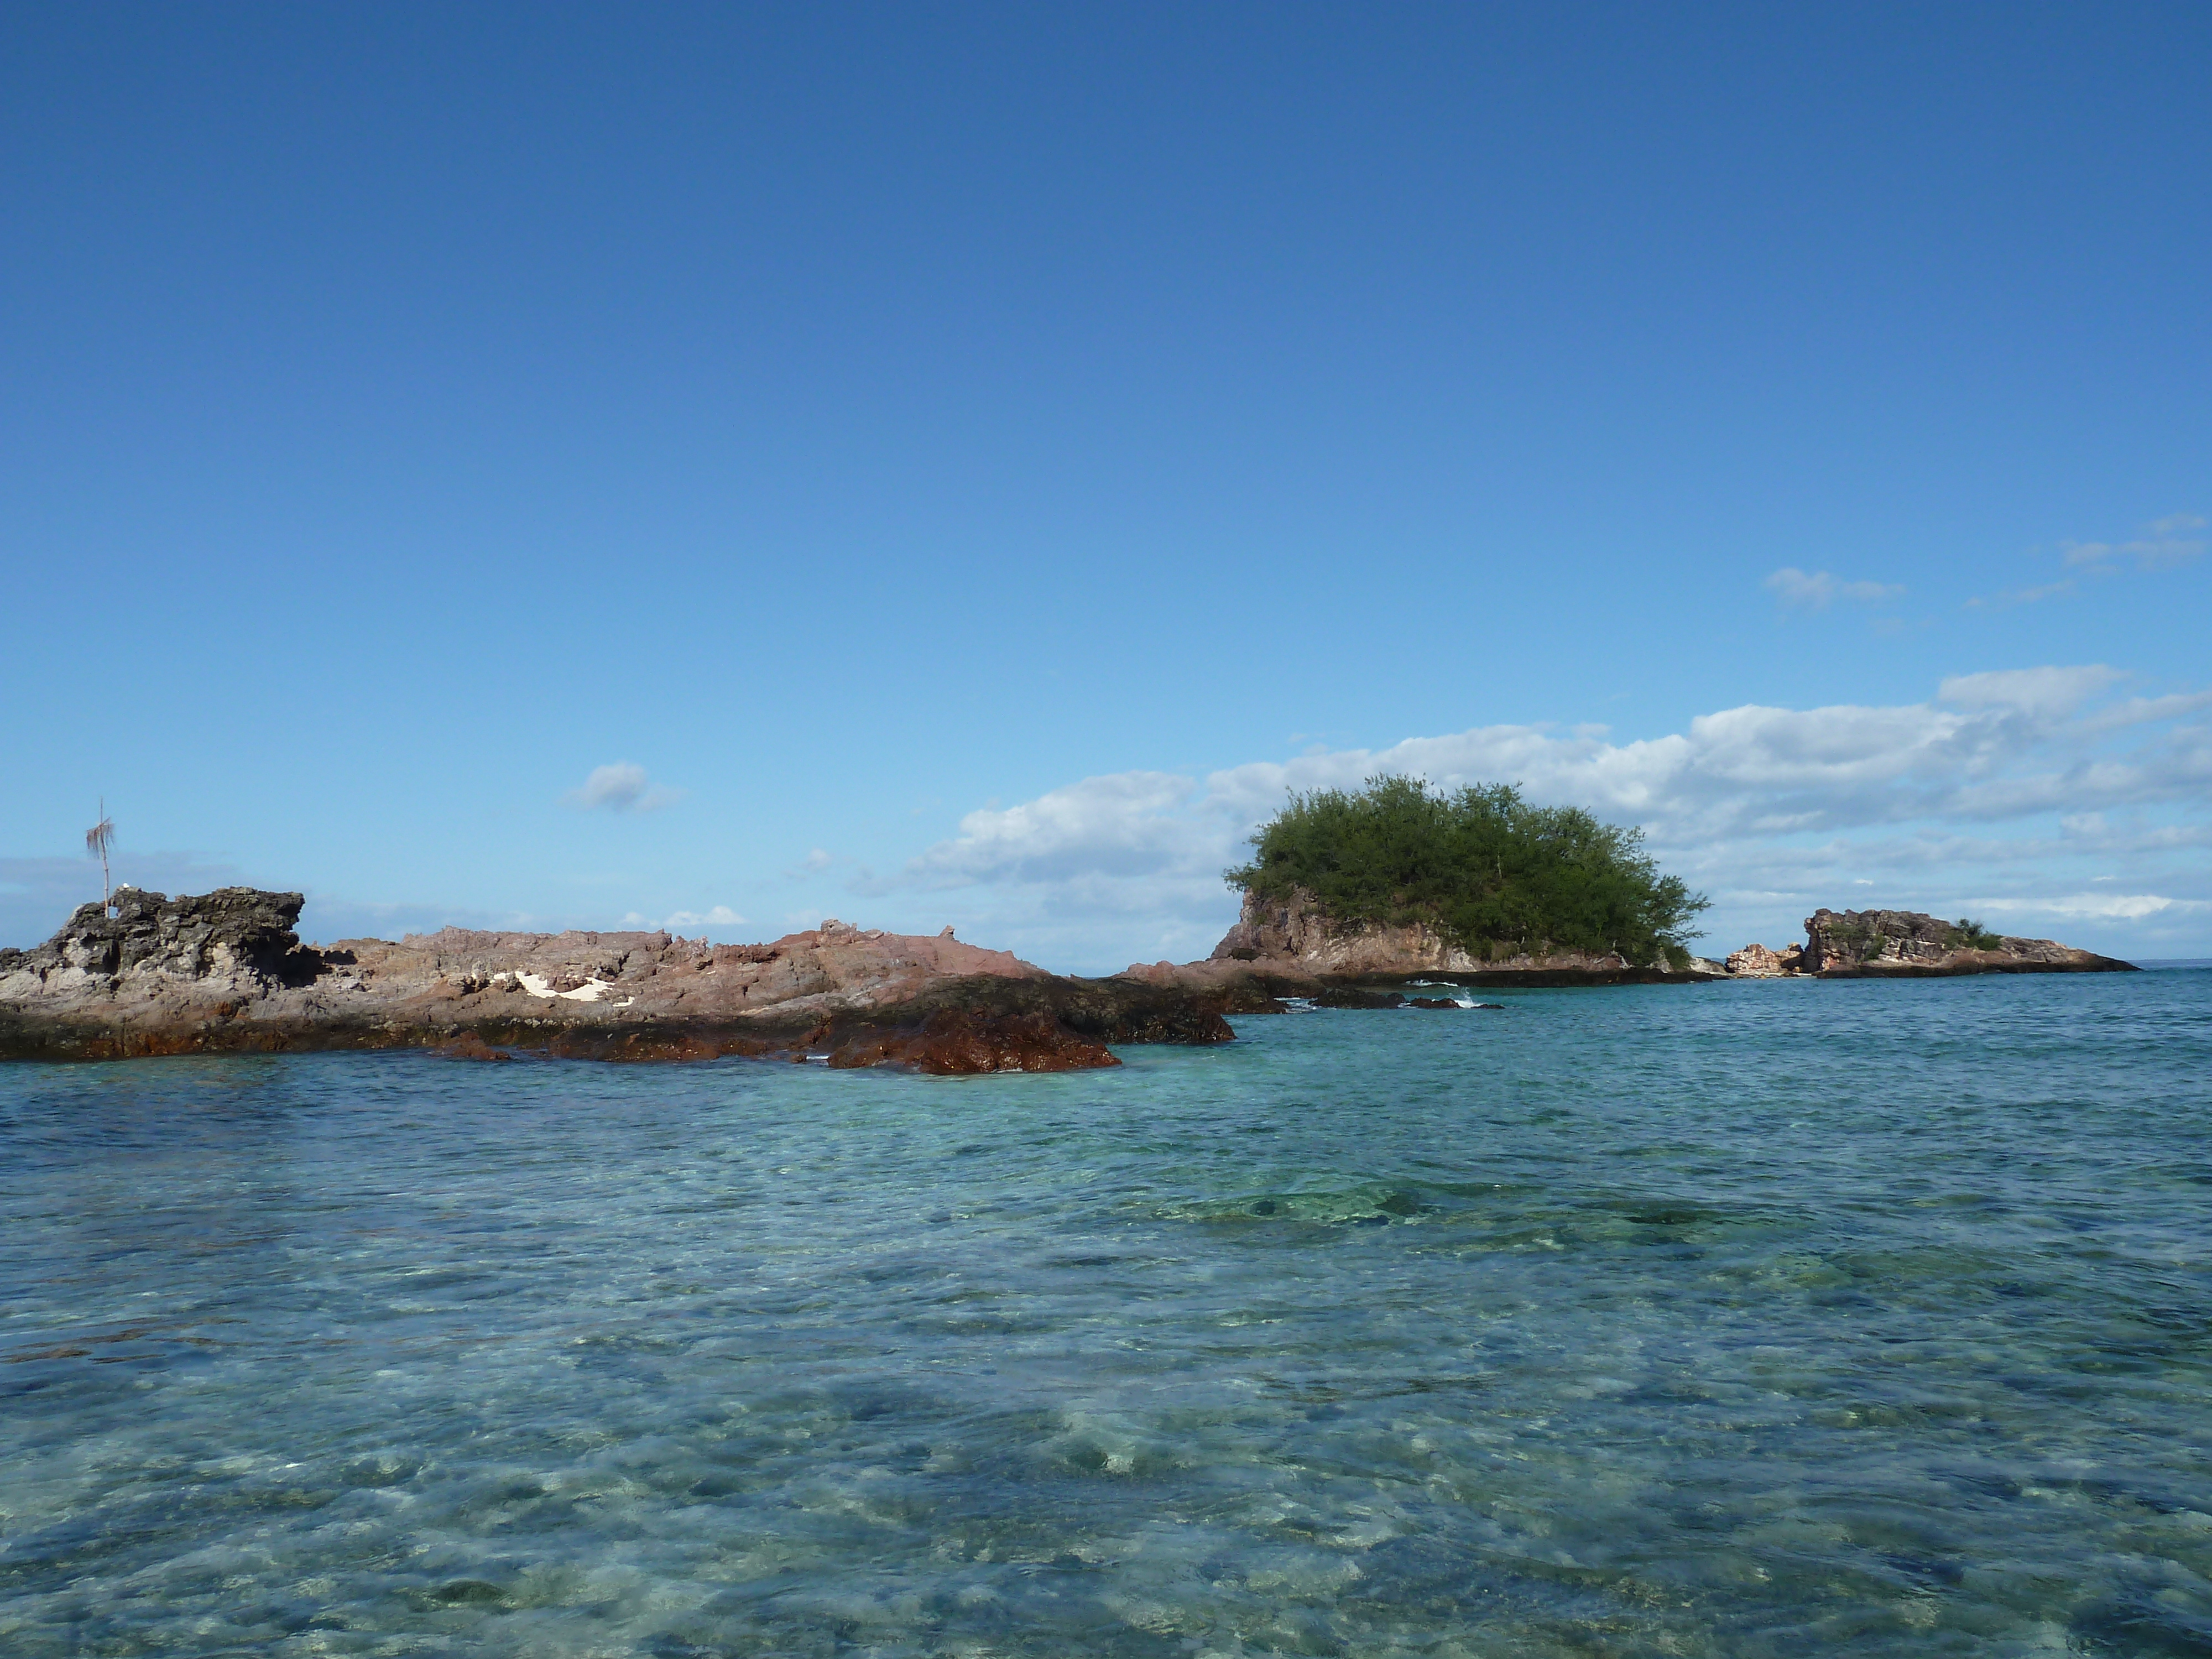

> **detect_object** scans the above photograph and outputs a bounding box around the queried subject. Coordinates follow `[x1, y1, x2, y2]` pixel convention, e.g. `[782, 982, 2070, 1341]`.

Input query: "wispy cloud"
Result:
[622, 904, 747, 930]
[1979, 892, 2202, 922]
[1934, 665, 2127, 718]
[1966, 578, 2074, 610]
[1764, 567, 1905, 608]
[565, 761, 684, 813]
[2062, 514, 2206, 571]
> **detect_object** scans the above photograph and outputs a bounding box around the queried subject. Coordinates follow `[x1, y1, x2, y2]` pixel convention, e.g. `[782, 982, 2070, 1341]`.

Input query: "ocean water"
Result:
[3, 971, 2209, 1658]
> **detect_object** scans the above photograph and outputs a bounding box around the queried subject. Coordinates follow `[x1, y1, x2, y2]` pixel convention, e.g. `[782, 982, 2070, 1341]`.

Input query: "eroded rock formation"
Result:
[1724, 942, 1804, 977]
[1798, 909, 2134, 977]
[0, 894, 1232, 1070]
[1200, 888, 1696, 984]
[0, 888, 322, 989]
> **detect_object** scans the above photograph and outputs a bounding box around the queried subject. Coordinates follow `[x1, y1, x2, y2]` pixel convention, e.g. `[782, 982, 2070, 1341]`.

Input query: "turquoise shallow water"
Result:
[3, 972, 2209, 1657]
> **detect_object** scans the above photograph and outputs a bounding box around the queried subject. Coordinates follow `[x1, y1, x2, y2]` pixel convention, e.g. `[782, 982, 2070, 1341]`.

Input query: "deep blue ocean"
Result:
[3, 970, 2209, 1657]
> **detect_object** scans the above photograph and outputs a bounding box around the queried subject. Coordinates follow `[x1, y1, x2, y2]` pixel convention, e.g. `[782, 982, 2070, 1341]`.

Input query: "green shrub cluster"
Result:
[1226, 775, 1709, 969]
[1943, 918, 2004, 951]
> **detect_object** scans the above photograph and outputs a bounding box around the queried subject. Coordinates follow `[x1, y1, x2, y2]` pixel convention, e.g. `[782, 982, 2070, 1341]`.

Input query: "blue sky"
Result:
[4, 2, 2208, 969]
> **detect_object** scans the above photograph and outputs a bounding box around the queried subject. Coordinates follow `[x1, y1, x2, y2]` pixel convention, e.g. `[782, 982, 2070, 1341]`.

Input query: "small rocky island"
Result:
[1152, 779, 2135, 989]
[0, 777, 2136, 1070]
[1722, 908, 2135, 978]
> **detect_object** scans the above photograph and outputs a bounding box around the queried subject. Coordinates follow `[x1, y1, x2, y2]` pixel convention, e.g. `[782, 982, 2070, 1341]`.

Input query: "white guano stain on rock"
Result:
[510, 971, 618, 1002]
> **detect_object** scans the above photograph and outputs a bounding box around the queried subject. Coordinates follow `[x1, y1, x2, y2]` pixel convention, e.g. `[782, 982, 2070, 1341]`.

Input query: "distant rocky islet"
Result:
[1721, 907, 2133, 978]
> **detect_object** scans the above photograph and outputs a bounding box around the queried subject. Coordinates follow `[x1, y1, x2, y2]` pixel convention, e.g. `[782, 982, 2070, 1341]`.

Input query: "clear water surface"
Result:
[3, 970, 2209, 1657]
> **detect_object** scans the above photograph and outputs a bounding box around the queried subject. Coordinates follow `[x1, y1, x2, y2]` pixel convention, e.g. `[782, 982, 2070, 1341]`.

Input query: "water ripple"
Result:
[2, 971, 2209, 1654]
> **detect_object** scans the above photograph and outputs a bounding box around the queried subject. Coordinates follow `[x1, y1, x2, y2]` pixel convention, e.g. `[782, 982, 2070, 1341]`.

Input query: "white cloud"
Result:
[886, 665, 2212, 969]
[1978, 893, 2198, 922]
[906, 772, 1206, 886]
[566, 762, 684, 813]
[666, 905, 746, 928]
[1764, 567, 1906, 608]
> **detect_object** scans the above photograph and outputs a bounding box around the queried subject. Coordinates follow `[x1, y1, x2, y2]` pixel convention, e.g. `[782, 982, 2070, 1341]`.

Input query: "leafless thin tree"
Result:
[86, 801, 115, 916]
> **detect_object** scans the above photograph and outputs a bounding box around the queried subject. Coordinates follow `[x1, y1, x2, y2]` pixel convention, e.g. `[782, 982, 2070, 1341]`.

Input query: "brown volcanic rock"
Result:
[0, 895, 1232, 1071]
[1213, 888, 1487, 974]
[1801, 909, 2135, 976]
[825, 1008, 1119, 1073]
[1724, 942, 1803, 977]
[1198, 888, 1707, 984]
[434, 1033, 514, 1062]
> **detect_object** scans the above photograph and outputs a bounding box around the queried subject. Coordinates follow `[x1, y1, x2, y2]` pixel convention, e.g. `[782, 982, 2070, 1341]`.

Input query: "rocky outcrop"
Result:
[0, 888, 323, 989]
[1724, 942, 1804, 977]
[1799, 909, 2135, 977]
[0, 895, 1233, 1071]
[1202, 888, 1701, 984]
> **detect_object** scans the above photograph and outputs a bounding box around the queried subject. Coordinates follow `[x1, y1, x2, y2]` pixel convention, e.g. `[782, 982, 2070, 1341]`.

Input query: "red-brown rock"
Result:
[0, 893, 1232, 1069]
[827, 1009, 1119, 1074]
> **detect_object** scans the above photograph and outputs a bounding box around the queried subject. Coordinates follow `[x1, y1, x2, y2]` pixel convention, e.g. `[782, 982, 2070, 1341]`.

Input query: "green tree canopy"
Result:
[1227, 775, 1709, 968]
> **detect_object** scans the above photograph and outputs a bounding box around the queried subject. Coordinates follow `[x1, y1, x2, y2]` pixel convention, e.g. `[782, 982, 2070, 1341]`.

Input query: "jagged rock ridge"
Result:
[0, 888, 322, 988]
[0, 891, 1233, 1070]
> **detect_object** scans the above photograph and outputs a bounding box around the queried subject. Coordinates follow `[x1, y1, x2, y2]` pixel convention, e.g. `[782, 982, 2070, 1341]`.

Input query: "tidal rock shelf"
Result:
[0, 890, 1231, 1072]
